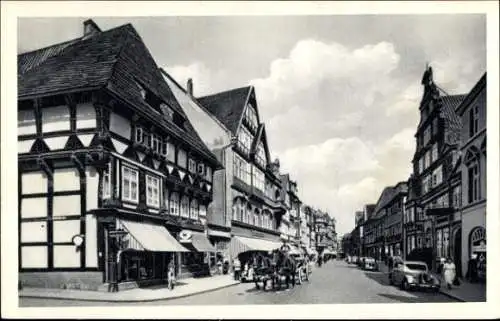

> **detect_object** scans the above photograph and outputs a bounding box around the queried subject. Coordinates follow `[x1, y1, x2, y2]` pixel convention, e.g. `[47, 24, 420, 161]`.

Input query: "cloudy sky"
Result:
[18, 15, 486, 236]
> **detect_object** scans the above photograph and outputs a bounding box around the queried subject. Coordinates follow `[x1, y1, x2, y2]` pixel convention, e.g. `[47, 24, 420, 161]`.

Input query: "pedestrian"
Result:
[167, 261, 176, 290]
[466, 254, 478, 282]
[442, 257, 456, 290]
[233, 257, 241, 281]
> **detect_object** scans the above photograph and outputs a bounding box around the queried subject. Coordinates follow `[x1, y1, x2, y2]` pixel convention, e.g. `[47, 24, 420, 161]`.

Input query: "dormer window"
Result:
[160, 103, 174, 121]
[205, 166, 212, 182]
[135, 126, 145, 144]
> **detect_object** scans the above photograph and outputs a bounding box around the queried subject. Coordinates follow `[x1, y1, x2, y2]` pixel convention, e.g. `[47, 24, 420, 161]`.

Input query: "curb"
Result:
[438, 289, 466, 302]
[19, 282, 240, 303]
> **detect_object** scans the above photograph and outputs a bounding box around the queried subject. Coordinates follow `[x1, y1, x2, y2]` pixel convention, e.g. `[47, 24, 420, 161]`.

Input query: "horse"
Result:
[253, 254, 274, 291]
[272, 249, 298, 290]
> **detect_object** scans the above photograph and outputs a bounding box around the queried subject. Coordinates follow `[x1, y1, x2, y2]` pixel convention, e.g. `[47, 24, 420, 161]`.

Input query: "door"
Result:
[454, 229, 462, 278]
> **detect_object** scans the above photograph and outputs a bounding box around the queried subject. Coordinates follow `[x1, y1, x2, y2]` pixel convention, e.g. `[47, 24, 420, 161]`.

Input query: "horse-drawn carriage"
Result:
[252, 245, 310, 291]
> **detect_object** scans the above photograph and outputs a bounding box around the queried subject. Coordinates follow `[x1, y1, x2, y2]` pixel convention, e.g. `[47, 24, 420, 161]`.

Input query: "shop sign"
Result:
[179, 230, 193, 243]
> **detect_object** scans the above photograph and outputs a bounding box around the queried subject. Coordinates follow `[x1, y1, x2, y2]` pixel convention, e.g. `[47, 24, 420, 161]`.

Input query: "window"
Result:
[76, 103, 96, 129]
[160, 103, 174, 121]
[254, 210, 259, 226]
[149, 134, 161, 153]
[205, 167, 212, 182]
[190, 199, 199, 220]
[256, 143, 266, 167]
[468, 161, 480, 203]
[122, 166, 138, 203]
[245, 104, 258, 129]
[431, 144, 438, 162]
[418, 158, 424, 173]
[169, 193, 179, 216]
[422, 175, 430, 194]
[431, 166, 443, 187]
[432, 117, 439, 136]
[177, 149, 187, 168]
[199, 205, 207, 217]
[188, 159, 197, 173]
[163, 189, 169, 212]
[425, 150, 432, 167]
[197, 163, 205, 176]
[453, 186, 461, 208]
[42, 106, 70, 132]
[135, 126, 145, 144]
[469, 106, 479, 137]
[253, 167, 265, 192]
[234, 154, 250, 185]
[180, 195, 189, 218]
[166, 142, 175, 162]
[423, 126, 431, 146]
[237, 127, 252, 154]
[18, 109, 37, 135]
[103, 162, 112, 199]
[146, 175, 160, 208]
[160, 140, 169, 157]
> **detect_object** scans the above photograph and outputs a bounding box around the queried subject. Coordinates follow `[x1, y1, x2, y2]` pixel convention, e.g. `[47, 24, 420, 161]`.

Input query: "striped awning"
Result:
[180, 231, 216, 252]
[117, 219, 189, 252]
[229, 236, 282, 257]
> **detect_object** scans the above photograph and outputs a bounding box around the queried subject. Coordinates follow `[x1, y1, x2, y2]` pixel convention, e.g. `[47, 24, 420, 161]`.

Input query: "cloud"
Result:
[165, 36, 484, 235]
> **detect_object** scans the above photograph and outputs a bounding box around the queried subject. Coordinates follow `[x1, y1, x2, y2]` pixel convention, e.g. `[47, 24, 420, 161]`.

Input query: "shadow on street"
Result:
[364, 271, 391, 287]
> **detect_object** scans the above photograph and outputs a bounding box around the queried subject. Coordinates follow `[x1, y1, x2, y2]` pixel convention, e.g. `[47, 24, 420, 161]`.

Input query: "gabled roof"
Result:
[196, 86, 252, 135]
[439, 94, 466, 145]
[18, 21, 220, 166]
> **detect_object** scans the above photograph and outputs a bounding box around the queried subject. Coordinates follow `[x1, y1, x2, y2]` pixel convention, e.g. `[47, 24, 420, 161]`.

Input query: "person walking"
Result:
[233, 257, 241, 281]
[442, 257, 456, 290]
[167, 261, 176, 290]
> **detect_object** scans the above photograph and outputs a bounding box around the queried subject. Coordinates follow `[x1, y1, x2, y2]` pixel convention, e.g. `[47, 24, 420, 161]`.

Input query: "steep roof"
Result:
[439, 94, 466, 145]
[196, 86, 252, 135]
[18, 22, 219, 166]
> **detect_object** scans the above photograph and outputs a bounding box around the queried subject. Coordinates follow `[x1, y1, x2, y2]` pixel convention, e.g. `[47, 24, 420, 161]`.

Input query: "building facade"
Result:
[407, 66, 467, 271]
[197, 86, 288, 263]
[456, 73, 487, 280]
[18, 20, 221, 289]
[160, 71, 234, 272]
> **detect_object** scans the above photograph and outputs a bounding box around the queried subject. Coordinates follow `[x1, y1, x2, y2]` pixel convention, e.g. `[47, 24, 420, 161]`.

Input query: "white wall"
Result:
[163, 75, 232, 149]
[21, 171, 47, 194]
[53, 168, 80, 192]
[21, 246, 48, 268]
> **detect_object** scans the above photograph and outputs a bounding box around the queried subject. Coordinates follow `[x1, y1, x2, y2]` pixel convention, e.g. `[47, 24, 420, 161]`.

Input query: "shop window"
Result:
[199, 205, 207, 217]
[122, 166, 139, 203]
[169, 192, 179, 216]
[180, 195, 189, 218]
[146, 175, 160, 208]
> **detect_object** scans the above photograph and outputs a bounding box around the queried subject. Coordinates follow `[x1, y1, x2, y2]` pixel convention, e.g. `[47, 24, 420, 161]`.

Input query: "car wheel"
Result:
[401, 279, 409, 291]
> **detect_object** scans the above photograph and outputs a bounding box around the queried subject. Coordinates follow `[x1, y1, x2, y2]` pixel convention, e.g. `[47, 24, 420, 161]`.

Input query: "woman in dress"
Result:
[442, 257, 456, 290]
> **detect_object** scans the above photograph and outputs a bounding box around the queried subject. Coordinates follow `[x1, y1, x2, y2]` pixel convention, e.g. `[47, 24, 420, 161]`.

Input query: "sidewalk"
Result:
[19, 275, 240, 302]
[378, 262, 486, 302]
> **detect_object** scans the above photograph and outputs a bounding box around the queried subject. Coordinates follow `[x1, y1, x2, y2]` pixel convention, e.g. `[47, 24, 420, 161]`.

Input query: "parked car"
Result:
[387, 256, 404, 283]
[363, 257, 378, 271]
[350, 256, 358, 264]
[390, 261, 441, 292]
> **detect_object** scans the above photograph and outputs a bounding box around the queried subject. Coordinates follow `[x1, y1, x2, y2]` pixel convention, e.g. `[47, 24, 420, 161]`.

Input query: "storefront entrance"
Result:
[469, 226, 486, 281]
[119, 251, 172, 282]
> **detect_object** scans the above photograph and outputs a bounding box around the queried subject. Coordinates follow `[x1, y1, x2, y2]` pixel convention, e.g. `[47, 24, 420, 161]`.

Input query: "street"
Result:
[20, 260, 456, 307]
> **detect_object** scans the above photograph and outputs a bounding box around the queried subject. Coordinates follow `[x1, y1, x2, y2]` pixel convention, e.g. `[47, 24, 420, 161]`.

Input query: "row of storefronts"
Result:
[346, 67, 486, 281]
[17, 19, 331, 291]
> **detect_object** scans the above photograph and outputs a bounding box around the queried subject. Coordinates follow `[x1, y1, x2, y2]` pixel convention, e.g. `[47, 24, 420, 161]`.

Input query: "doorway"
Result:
[453, 228, 462, 278]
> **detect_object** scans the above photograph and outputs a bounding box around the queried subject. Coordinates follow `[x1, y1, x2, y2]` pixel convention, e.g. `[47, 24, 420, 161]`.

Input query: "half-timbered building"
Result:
[197, 86, 288, 263]
[18, 20, 222, 290]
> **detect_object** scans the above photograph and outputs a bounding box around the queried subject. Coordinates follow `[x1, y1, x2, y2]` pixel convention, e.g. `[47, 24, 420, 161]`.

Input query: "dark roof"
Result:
[18, 22, 219, 166]
[373, 187, 394, 217]
[439, 94, 466, 145]
[455, 73, 487, 115]
[196, 86, 252, 135]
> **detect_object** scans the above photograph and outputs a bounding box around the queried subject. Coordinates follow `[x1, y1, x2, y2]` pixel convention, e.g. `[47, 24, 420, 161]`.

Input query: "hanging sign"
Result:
[179, 230, 193, 243]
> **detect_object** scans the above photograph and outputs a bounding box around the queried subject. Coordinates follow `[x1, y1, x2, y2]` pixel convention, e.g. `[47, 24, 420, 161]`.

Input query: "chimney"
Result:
[83, 19, 102, 38]
[186, 78, 193, 96]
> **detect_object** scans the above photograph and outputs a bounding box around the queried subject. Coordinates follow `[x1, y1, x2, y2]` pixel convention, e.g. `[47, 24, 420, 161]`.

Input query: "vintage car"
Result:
[390, 260, 441, 292]
[362, 257, 378, 271]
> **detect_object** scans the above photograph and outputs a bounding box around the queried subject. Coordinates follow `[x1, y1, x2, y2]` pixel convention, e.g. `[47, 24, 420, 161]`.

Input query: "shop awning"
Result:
[229, 236, 282, 257]
[180, 231, 217, 252]
[118, 219, 189, 252]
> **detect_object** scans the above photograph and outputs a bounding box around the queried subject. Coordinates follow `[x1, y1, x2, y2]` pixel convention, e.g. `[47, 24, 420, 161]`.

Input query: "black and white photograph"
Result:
[1, 1, 499, 319]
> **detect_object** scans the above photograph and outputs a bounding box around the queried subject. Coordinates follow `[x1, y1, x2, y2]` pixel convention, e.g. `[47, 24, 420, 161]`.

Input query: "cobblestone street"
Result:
[20, 260, 456, 307]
